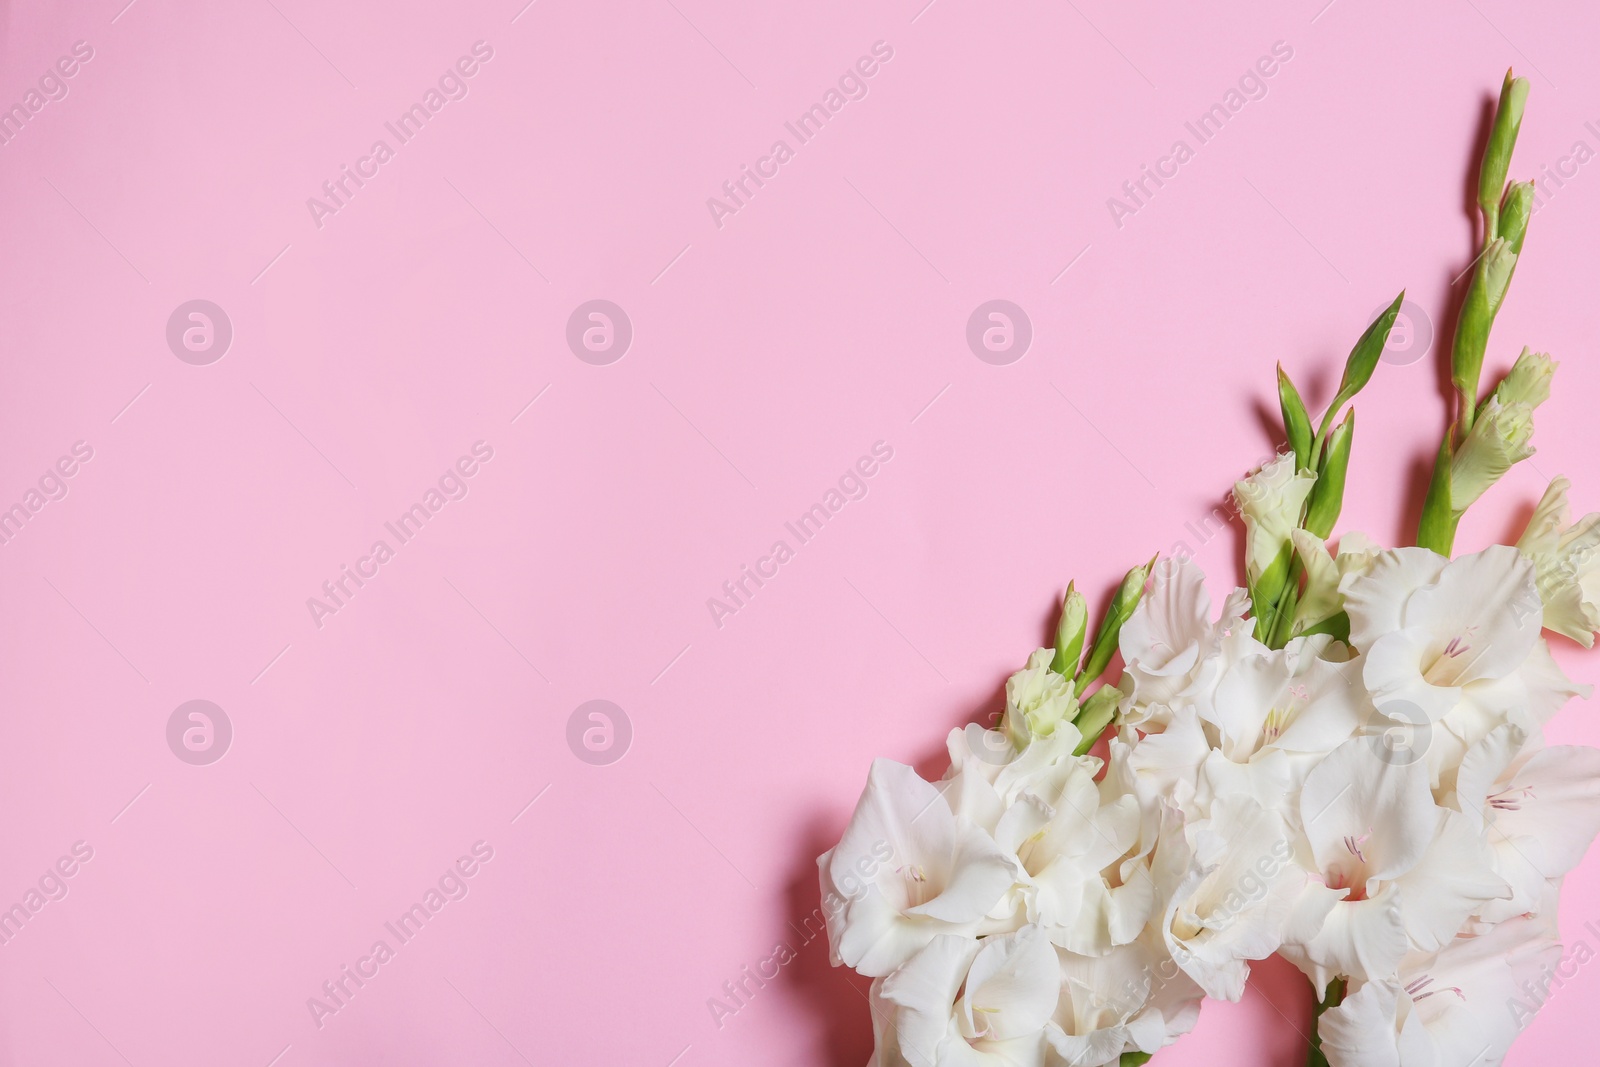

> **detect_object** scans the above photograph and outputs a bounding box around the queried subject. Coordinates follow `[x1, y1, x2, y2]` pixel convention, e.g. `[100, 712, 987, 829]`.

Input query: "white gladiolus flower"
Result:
[1452, 722, 1600, 924]
[819, 759, 1019, 977]
[1341, 546, 1586, 786]
[1117, 632, 1361, 828]
[990, 757, 1148, 954]
[1119, 708, 1212, 827]
[939, 720, 1093, 840]
[868, 925, 1202, 1067]
[1117, 557, 1251, 728]
[1279, 739, 1508, 994]
[1199, 634, 1363, 814]
[1151, 798, 1305, 1001]
[1235, 452, 1317, 586]
[1317, 902, 1562, 1067]
[1047, 928, 1204, 1067]
[1345, 546, 1540, 723]
[1516, 475, 1600, 646]
[875, 928, 1061, 1067]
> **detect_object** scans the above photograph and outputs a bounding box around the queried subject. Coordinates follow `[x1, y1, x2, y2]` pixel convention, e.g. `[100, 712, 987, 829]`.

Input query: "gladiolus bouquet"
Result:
[819, 72, 1600, 1067]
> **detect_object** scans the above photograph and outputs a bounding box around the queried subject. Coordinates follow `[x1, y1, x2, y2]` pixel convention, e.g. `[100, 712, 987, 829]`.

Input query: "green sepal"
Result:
[1323, 290, 1404, 437]
[1251, 542, 1294, 642]
[1278, 363, 1314, 471]
[1071, 685, 1122, 756]
[1304, 409, 1353, 539]
[1450, 243, 1505, 433]
[1499, 180, 1534, 259]
[1300, 610, 1350, 642]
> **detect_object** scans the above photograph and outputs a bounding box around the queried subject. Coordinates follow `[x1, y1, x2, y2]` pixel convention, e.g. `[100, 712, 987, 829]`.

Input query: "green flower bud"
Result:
[1236, 454, 1316, 588]
[1050, 583, 1089, 677]
[1479, 70, 1530, 228]
[1327, 291, 1405, 423]
[1483, 238, 1518, 313]
[1494, 347, 1555, 408]
[1450, 396, 1536, 510]
[1071, 684, 1124, 756]
[1500, 180, 1535, 258]
[1278, 363, 1313, 471]
[1075, 558, 1154, 696]
[1452, 238, 1516, 427]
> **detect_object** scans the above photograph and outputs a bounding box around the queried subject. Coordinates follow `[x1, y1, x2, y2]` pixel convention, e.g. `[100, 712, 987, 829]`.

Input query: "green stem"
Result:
[1305, 977, 1346, 1067]
[1415, 435, 1459, 555]
[1267, 566, 1302, 649]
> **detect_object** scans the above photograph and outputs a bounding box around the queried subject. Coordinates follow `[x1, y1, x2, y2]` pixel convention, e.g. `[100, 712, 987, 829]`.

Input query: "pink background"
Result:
[0, 0, 1597, 1064]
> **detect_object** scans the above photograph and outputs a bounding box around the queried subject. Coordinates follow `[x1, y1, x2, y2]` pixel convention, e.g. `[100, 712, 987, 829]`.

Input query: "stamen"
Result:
[1488, 786, 1536, 812]
[1413, 985, 1465, 1003]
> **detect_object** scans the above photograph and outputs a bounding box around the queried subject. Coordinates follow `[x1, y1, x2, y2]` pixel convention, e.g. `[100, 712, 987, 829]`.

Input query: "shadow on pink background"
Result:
[0, 0, 1596, 1064]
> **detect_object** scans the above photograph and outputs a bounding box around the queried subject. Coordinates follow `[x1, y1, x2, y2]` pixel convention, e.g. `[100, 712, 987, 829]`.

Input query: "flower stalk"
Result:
[1418, 70, 1533, 554]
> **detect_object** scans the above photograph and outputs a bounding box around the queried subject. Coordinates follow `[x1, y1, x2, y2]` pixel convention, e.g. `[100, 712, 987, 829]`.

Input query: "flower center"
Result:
[1325, 830, 1373, 901]
[1406, 974, 1465, 1003]
[1423, 628, 1478, 686]
[1488, 785, 1535, 811]
[896, 864, 933, 907]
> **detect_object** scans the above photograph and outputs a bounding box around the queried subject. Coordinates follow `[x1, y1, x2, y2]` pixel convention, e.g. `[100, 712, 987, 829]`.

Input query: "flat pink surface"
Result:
[1, 1, 1596, 1064]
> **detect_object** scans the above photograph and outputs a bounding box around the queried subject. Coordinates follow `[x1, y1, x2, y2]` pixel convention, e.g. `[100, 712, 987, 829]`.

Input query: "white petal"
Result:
[1393, 810, 1508, 952]
[959, 927, 1059, 1041]
[1492, 745, 1600, 880]
[1282, 884, 1409, 989]
[1299, 739, 1435, 884]
[1401, 545, 1541, 684]
[1362, 626, 1463, 723]
[880, 935, 979, 1065]
[1341, 548, 1448, 651]
[1317, 979, 1402, 1067]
